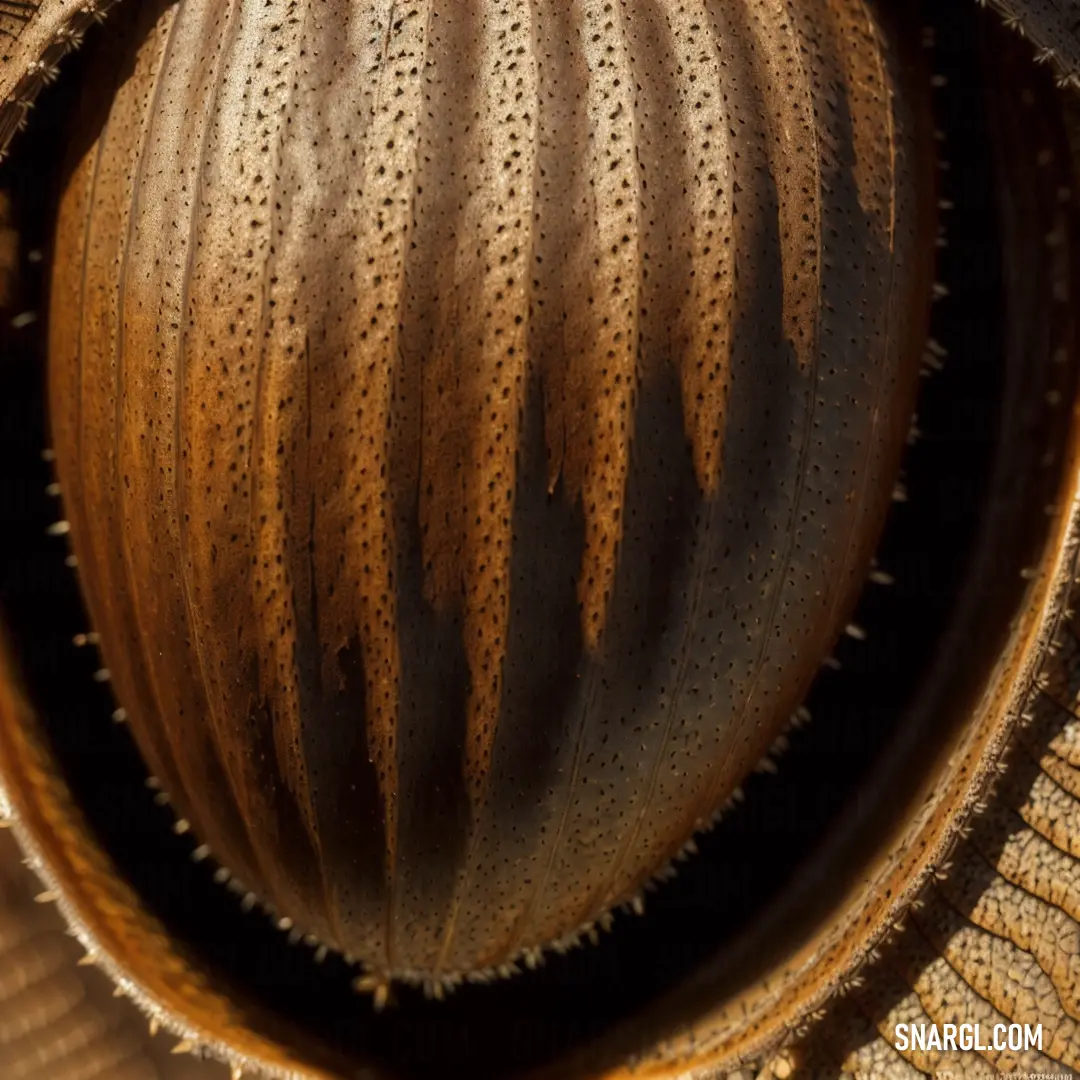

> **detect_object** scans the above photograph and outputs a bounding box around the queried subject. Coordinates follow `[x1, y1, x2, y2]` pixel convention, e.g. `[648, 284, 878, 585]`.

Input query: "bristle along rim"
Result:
[0, 636, 346, 1080]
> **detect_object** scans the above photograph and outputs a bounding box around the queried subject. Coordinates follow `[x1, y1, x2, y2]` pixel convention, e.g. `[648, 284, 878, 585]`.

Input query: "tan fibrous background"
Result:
[0, 830, 227, 1080]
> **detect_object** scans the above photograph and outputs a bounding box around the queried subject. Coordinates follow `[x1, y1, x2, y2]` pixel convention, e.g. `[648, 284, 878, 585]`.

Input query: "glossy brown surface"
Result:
[4, 2, 1080, 1080]
[44, 0, 929, 985]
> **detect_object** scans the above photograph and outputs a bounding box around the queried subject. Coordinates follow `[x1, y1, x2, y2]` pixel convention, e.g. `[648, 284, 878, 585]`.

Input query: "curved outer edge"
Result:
[577, 34, 1080, 1080]
[0, 2, 1074, 1079]
[652, 488, 1080, 1080]
[588, 444, 1080, 1080]
[0, 0, 121, 162]
[357, 757, 758, 997]
[0, 826, 230, 1080]
[0, 646, 343, 1080]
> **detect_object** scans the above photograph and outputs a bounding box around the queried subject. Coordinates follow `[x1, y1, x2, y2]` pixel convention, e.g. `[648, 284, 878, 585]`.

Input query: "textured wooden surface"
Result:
[1, 2, 1080, 1079]
[46, 0, 927, 985]
[0, 0, 39, 50]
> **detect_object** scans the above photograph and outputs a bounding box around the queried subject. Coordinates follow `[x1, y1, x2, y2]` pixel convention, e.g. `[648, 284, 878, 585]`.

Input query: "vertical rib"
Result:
[692, 0, 834, 823]
[173, 0, 327, 927]
[497, 0, 645, 963]
[423, 0, 541, 977]
[295, 0, 435, 967]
